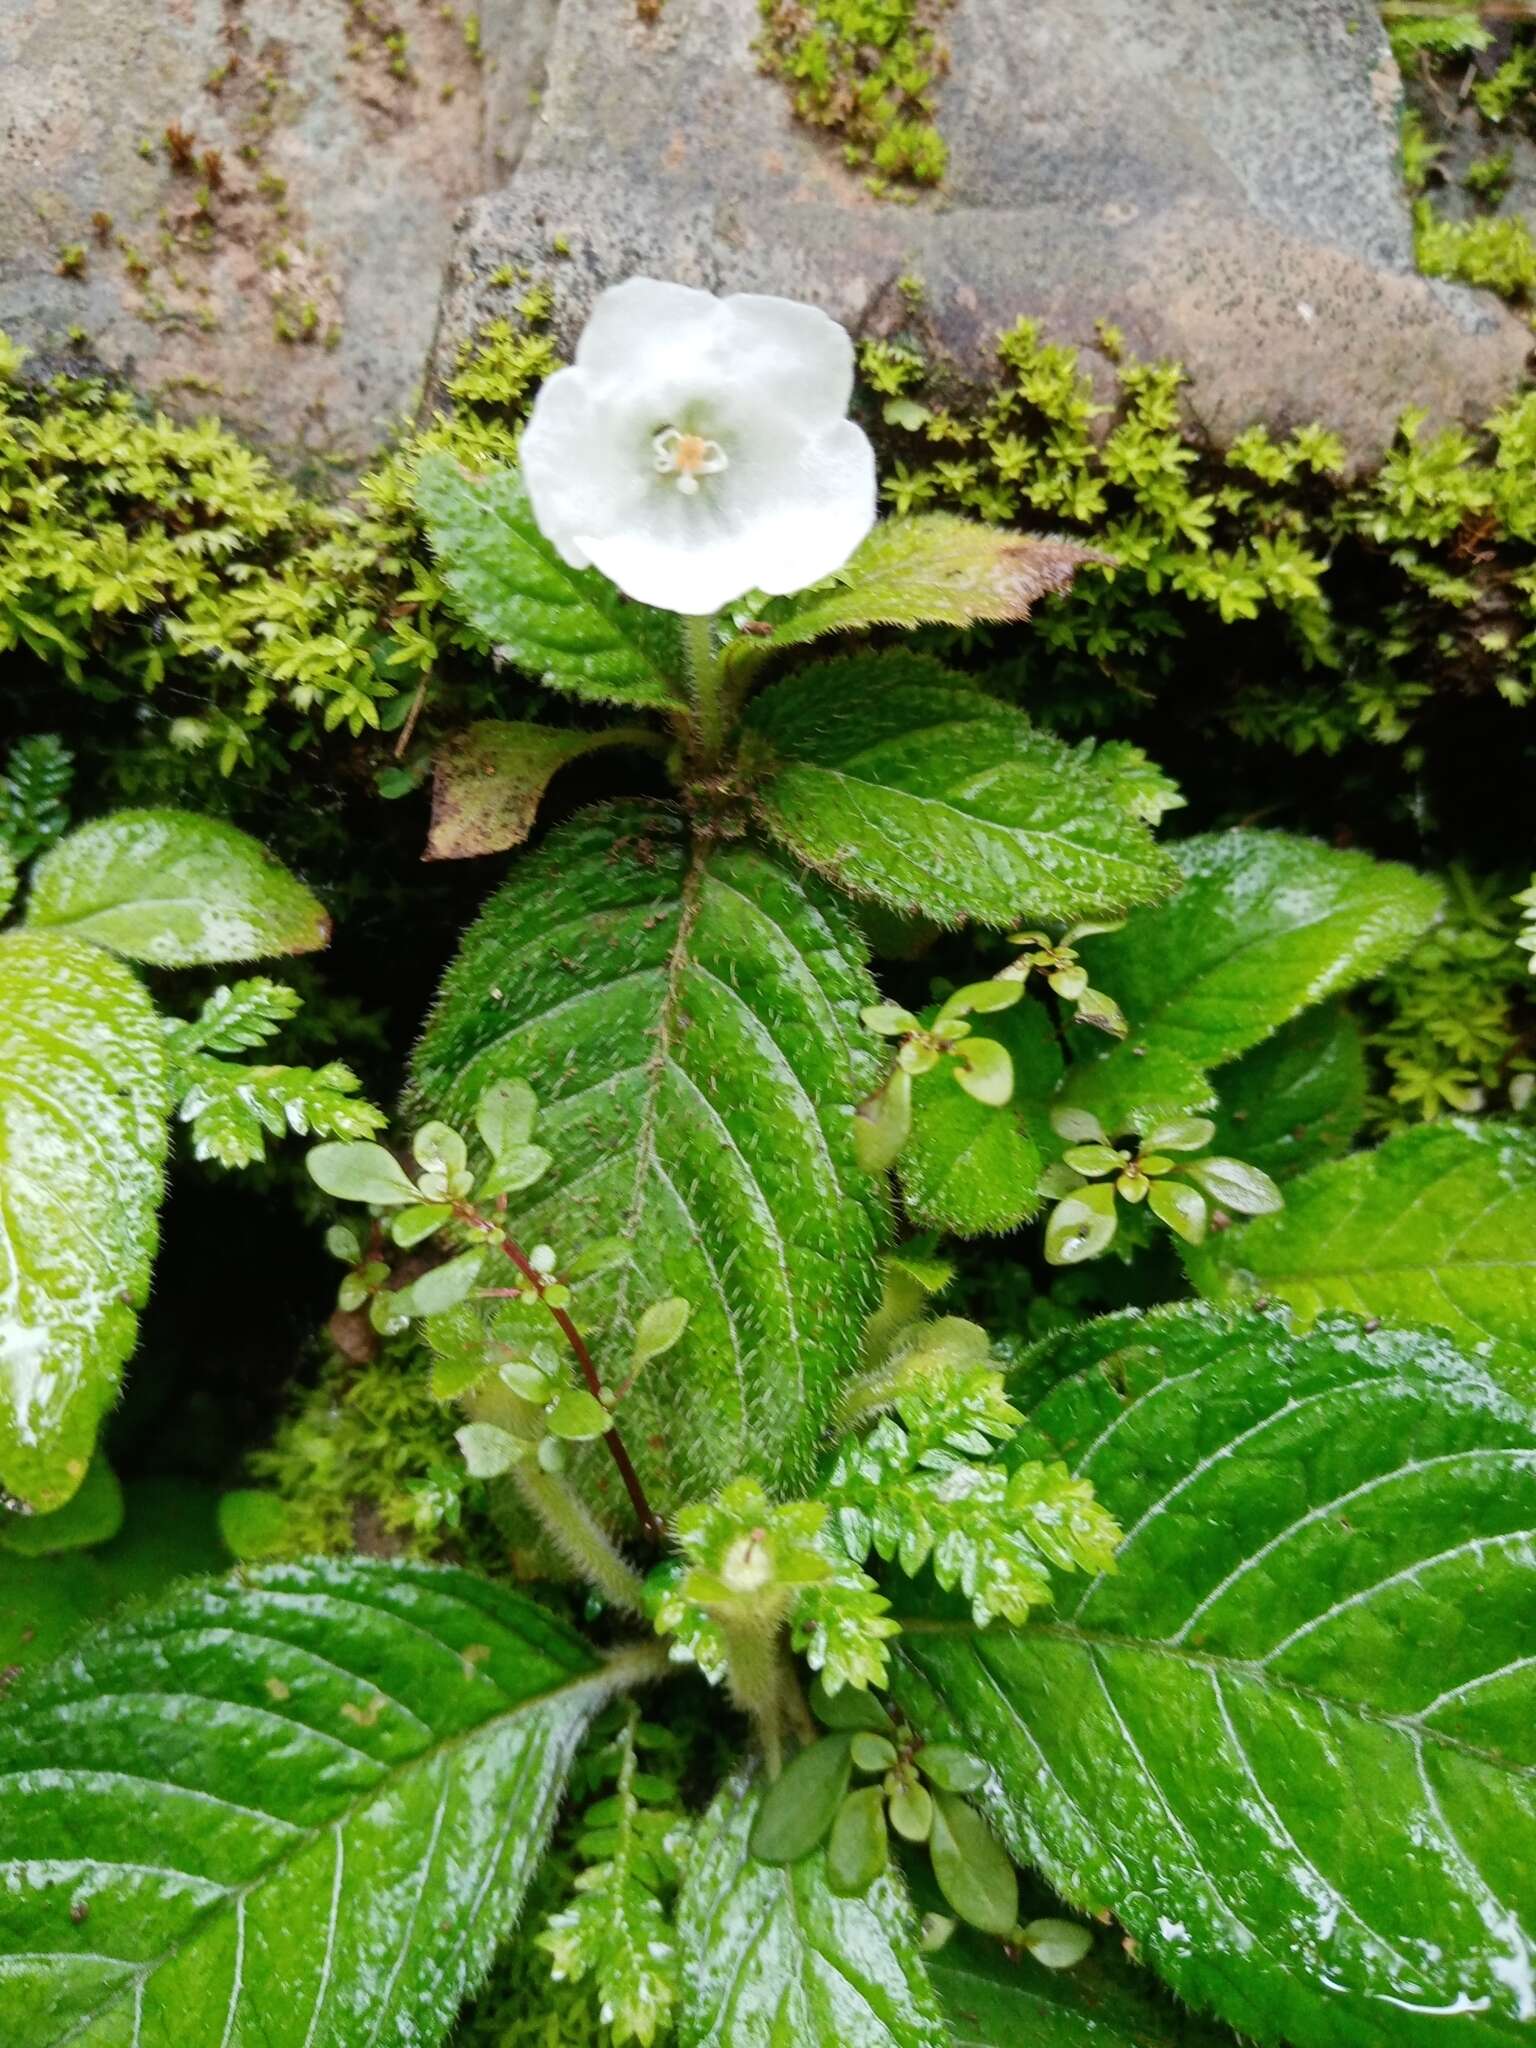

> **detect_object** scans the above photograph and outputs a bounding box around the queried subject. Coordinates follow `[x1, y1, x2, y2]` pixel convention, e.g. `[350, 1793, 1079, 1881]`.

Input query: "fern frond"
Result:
[176, 1053, 385, 1167]
[165, 977, 303, 1058]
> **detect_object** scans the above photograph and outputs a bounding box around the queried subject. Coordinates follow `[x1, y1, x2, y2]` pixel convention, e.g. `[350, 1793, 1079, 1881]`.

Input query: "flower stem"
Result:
[513, 1462, 652, 1616]
[721, 1614, 794, 1776]
[682, 612, 726, 761]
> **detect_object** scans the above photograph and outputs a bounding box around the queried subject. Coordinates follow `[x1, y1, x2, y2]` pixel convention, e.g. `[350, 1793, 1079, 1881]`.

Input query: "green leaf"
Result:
[0, 1456, 122, 1556]
[1055, 1043, 1217, 1142]
[547, 1388, 613, 1442]
[215, 1487, 296, 1561]
[475, 1077, 537, 1158]
[0, 844, 15, 922]
[677, 1773, 950, 2047]
[0, 1479, 223, 1677]
[412, 802, 888, 1513]
[1187, 1120, 1536, 1356]
[394, 1247, 484, 1318]
[827, 1785, 891, 1895]
[729, 516, 1106, 662]
[1065, 830, 1440, 1118]
[0, 932, 167, 1512]
[898, 1004, 1061, 1237]
[415, 455, 684, 710]
[895, 1305, 1536, 2045]
[0, 1557, 613, 2046]
[164, 978, 303, 1058]
[744, 654, 1178, 929]
[1207, 1004, 1368, 1179]
[307, 1140, 421, 1207]
[426, 720, 659, 860]
[456, 1420, 526, 1477]
[928, 1790, 1018, 1937]
[177, 1054, 385, 1169]
[632, 1296, 690, 1365]
[929, 1921, 1230, 2047]
[26, 809, 330, 965]
[750, 1735, 856, 1864]
[1044, 1182, 1119, 1265]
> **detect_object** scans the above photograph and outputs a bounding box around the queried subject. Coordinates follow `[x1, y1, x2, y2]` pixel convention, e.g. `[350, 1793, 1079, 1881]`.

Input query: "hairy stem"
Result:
[722, 1616, 793, 1777]
[513, 1462, 652, 1616]
[682, 612, 727, 762]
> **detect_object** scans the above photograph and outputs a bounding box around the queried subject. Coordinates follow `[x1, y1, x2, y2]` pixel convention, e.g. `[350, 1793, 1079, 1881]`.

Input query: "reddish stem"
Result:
[493, 1233, 664, 1546]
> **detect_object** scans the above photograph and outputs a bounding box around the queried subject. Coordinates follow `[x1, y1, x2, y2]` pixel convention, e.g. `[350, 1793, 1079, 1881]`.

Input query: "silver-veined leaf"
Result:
[0, 932, 167, 1512]
[1187, 1119, 1536, 1357]
[894, 1306, 1536, 2047]
[26, 810, 330, 965]
[412, 802, 887, 1515]
[0, 1557, 617, 2046]
[744, 654, 1177, 929]
[675, 1772, 949, 2047]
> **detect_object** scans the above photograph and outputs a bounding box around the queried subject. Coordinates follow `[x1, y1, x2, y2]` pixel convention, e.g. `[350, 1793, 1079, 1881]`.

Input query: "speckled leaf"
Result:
[415, 455, 684, 709]
[0, 1557, 612, 2046]
[731, 515, 1107, 664]
[26, 810, 330, 965]
[895, 1306, 1536, 2047]
[675, 1772, 949, 2047]
[0, 932, 167, 1512]
[899, 1002, 1062, 1236]
[426, 720, 659, 860]
[1071, 830, 1439, 1108]
[930, 1919, 1230, 2046]
[1207, 1004, 1368, 1180]
[1187, 1120, 1536, 1355]
[744, 654, 1177, 929]
[412, 803, 887, 1517]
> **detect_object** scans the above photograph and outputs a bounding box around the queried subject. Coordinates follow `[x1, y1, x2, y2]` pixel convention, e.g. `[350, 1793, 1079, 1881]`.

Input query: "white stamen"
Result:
[652, 426, 728, 495]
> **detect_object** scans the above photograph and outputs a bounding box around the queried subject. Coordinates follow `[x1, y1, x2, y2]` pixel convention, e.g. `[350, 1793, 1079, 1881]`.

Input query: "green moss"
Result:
[0, 310, 556, 766]
[755, 0, 950, 194]
[1415, 200, 1536, 298]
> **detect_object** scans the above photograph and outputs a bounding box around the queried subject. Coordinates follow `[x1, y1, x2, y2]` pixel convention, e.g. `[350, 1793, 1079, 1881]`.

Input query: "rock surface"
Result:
[2, 0, 1528, 469]
[432, 0, 1530, 467]
[0, 0, 554, 473]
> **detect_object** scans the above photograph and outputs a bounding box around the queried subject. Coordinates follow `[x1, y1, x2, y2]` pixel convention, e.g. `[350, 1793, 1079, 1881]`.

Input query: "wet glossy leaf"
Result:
[0, 1457, 122, 1557]
[1062, 830, 1439, 1123]
[678, 1773, 949, 2047]
[750, 1735, 855, 1864]
[307, 1140, 420, 1207]
[899, 1003, 1061, 1236]
[26, 810, 329, 965]
[1182, 1156, 1282, 1215]
[413, 803, 887, 1515]
[0, 932, 167, 1512]
[546, 1388, 611, 1442]
[0, 1557, 608, 2046]
[1146, 1177, 1207, 1244]
[914, 1746, 987, 1795]
[895, 1306, 1536, 2045]
[1187, 1119, 1536, 1356]
[1044, 1182, 1118, 1265]
[953, 1036, 1013, 1107]
[730, 515, 1106, 660]
[415, 456, 684, 709]
[426, 719, 659, 859]
[1208, 1004, 1368, 1178]
[929, 1921, 1227, 2047]
[745, 654, 1177, 929]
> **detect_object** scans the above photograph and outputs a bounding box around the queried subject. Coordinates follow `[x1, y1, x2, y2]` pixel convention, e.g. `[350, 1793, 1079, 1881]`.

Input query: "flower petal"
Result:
[717, 293, 857, 420]
[744, 418, 877, 596]
[519, 366, 651, 569]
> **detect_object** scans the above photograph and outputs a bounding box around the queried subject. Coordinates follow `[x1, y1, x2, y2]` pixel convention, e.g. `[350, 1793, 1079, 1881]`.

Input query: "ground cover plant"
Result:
[1, 273, 1533, 2048]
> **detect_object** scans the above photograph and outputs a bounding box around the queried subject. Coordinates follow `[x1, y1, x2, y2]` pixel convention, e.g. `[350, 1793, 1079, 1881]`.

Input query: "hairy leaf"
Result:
[26, 809, 330, 965]
[415, 456, 684, 709]
[744, 654, 1177, 928]
[0, 932, 167, 1512]
[1055, 1042, 1216, 1141]
[1079, 829, 1440, 1074]
[412, 803, 887, 1514]
[427, 720, 660, 860]
[675, 1773, 949, 2047]
[1187, 1120, 1536, 1356]
[1207, 1004, 1368, 1179]
[895, 1306, 1536, 2046]
[731, 515, 1107, 663]
[899, 1002, 1062, 1235]
[930, 1920, 1229, 2046]
[0, 1557, 617, 2046]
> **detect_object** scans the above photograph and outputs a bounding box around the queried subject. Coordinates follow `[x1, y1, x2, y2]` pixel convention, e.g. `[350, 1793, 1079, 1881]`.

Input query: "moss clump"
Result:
[0, 313, 556, 770]
[755, 0, 950, 195]
[1415, 201, 1536, 299]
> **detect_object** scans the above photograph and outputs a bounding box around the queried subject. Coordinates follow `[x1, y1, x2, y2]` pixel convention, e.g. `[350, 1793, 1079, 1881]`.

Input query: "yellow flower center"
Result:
[653, 426, 728, 497]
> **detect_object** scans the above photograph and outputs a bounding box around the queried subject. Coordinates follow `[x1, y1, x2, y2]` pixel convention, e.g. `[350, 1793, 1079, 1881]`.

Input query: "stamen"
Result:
[652, 426, 728, 496]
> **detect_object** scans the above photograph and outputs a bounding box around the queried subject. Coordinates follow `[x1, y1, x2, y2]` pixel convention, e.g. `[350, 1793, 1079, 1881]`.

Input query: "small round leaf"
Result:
[929, 1790, 1018, 1938]
[826, 1785, 890, 1897]
[307, 1141, 419, 1207]
[749, 1736, 855, 1865]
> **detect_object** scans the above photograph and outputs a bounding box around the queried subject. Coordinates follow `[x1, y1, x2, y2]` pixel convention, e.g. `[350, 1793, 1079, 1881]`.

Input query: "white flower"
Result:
[519, 277, 877, 615]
